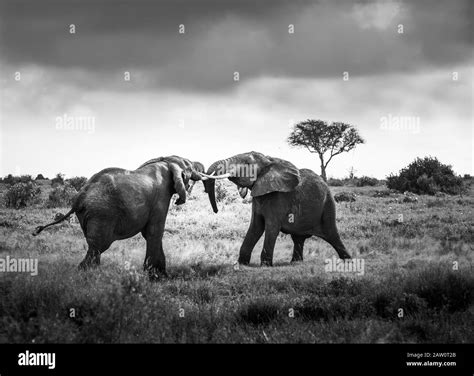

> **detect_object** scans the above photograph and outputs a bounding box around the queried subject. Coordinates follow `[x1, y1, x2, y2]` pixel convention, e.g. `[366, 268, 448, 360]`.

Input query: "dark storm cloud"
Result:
[0, 0, 472, 90]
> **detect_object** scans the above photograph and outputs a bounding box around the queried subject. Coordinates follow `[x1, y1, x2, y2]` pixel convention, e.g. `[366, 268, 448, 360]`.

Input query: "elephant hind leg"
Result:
[321, 197, 351, 259]
[79, 246, 102, 270]
[79, 218, 115, 270]
[290, 235, 308, 262]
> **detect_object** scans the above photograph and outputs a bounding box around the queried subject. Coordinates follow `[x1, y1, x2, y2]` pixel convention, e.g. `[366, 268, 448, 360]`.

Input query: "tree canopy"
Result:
[287, 119, 364, 181]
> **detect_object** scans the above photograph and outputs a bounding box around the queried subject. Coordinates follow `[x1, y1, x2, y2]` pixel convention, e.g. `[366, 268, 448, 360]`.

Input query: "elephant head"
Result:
[165, 156, 209, 205]
[139, 156, 210, 205]
[203, 151, 300, 213]
[186, 161, 207, 195]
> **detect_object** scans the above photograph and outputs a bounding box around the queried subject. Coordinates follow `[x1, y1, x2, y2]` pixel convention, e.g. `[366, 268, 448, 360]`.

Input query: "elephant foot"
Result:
[78, 260, 100, 271]
[146, 267, 168, 282]
[238, 256, 251, 265]
[260, 259, 273, 267]
[290, 257, 303, 264]
[339, 252, 352, 260]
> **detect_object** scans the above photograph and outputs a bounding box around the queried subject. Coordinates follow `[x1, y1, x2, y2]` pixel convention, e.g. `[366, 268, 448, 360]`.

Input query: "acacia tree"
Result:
[287, 120, 364, 181]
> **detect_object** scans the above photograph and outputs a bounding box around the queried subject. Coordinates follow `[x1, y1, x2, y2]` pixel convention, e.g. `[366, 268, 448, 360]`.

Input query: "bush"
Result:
[3, 174, 14, 185]
[51, 173, 65, 187]
[386, 157, 464, 195]
[334, 192, 356, 203]
[327, 178, 344, 186]
[403, 267, 473, 313]
[215, 181, 227, 203]
[67, 176, 88, 191]
[46, 184, 78, 208]
[35, 174, 47, 180]
[3, 175, 33, 186]
[355, 176, 378, 187]
[5, 182, 41, 209]
[372, 190, 391, 197]
[238, 299, 280, 325]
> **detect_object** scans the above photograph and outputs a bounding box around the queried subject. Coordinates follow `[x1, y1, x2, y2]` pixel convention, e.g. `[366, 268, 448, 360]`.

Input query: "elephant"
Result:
[32, 156, 226, 279]
[203, 151, 351, 266]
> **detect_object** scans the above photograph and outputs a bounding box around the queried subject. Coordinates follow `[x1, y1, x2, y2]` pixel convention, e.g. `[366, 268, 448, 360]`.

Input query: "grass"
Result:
[0, 180, 473, 343]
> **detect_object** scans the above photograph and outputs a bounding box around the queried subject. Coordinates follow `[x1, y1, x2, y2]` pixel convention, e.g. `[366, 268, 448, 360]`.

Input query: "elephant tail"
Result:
[32, 208, 75, 236]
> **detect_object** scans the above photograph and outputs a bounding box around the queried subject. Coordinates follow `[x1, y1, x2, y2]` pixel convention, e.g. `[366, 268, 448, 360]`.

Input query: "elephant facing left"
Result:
[32, 156, 226, 279]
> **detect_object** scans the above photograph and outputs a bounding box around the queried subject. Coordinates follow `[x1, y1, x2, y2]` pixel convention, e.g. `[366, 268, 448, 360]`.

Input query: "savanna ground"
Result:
[0, 179, 473, 343]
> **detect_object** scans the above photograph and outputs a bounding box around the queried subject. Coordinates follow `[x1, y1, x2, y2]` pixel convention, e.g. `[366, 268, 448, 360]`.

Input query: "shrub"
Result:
[46, 184, 78, 208]
[327, 178, 344, 186]
[403, 192, 418, 203]
[5, 182, 41, 209]
[403, 268, 473, 313]
[386, 156, 464, 195]
[3, 175, 33, 186]
[356, 176, 378, 187]
[238, 299, 280, 325]
[215, 181, 227, 203]
[372, 190, 391, 197]
[51, 173, 65, 187]
[67, 176, 88, 191]
[334, 192, 356, 202]
[294, 296, 374, 321]
[35, 174, 47, 180]
[19, 175, 33, 183]
[3, 174, 15, 185]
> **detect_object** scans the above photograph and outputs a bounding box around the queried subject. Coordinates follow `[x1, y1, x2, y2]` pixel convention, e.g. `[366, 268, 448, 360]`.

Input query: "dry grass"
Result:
[0, 180, 473, 343]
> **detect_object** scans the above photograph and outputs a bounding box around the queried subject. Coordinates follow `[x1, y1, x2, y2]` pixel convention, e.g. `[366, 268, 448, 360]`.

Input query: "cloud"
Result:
[2, 59, 471, 178]
[0, 0, 471, 91]
[351, 1, 405, 30]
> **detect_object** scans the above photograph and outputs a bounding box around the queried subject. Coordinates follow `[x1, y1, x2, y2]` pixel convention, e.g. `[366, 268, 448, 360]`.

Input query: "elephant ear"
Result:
[169, 163, 187, 205]
[251, 158, 300, 197]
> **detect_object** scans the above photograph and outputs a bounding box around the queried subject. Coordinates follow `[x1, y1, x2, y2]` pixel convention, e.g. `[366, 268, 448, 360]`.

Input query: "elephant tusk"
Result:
[200, 172, 231, 179]
[199, 171, 214, 179]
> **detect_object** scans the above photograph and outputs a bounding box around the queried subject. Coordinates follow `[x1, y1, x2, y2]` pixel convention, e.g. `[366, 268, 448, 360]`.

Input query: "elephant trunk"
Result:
[204, 158, 231, 213]
[204, 179, 218, 213]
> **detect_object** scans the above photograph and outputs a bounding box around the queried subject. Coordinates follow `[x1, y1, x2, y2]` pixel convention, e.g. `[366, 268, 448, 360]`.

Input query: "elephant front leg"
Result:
[260, 224, 280, 267]
[238, 214, 264, 265]
[144, 238, 167, 280]
[143, 220, 168, 280]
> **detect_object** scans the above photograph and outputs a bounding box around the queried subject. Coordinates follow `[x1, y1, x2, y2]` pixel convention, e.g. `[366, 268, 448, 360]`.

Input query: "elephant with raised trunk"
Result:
[32, 156, 227, 279]
[204, 151, 351, 266]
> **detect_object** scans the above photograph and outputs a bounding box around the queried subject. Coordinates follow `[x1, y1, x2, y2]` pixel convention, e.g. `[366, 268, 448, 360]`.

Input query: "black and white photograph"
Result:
[0, 0, 472, 372]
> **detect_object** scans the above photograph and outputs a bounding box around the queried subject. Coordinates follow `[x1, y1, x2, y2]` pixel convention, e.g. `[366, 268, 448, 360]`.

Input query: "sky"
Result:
[0, 0, 472, 179]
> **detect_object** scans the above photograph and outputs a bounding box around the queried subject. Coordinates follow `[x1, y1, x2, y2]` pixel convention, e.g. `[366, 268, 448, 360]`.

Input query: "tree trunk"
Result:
[318, 154, 327, 181]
